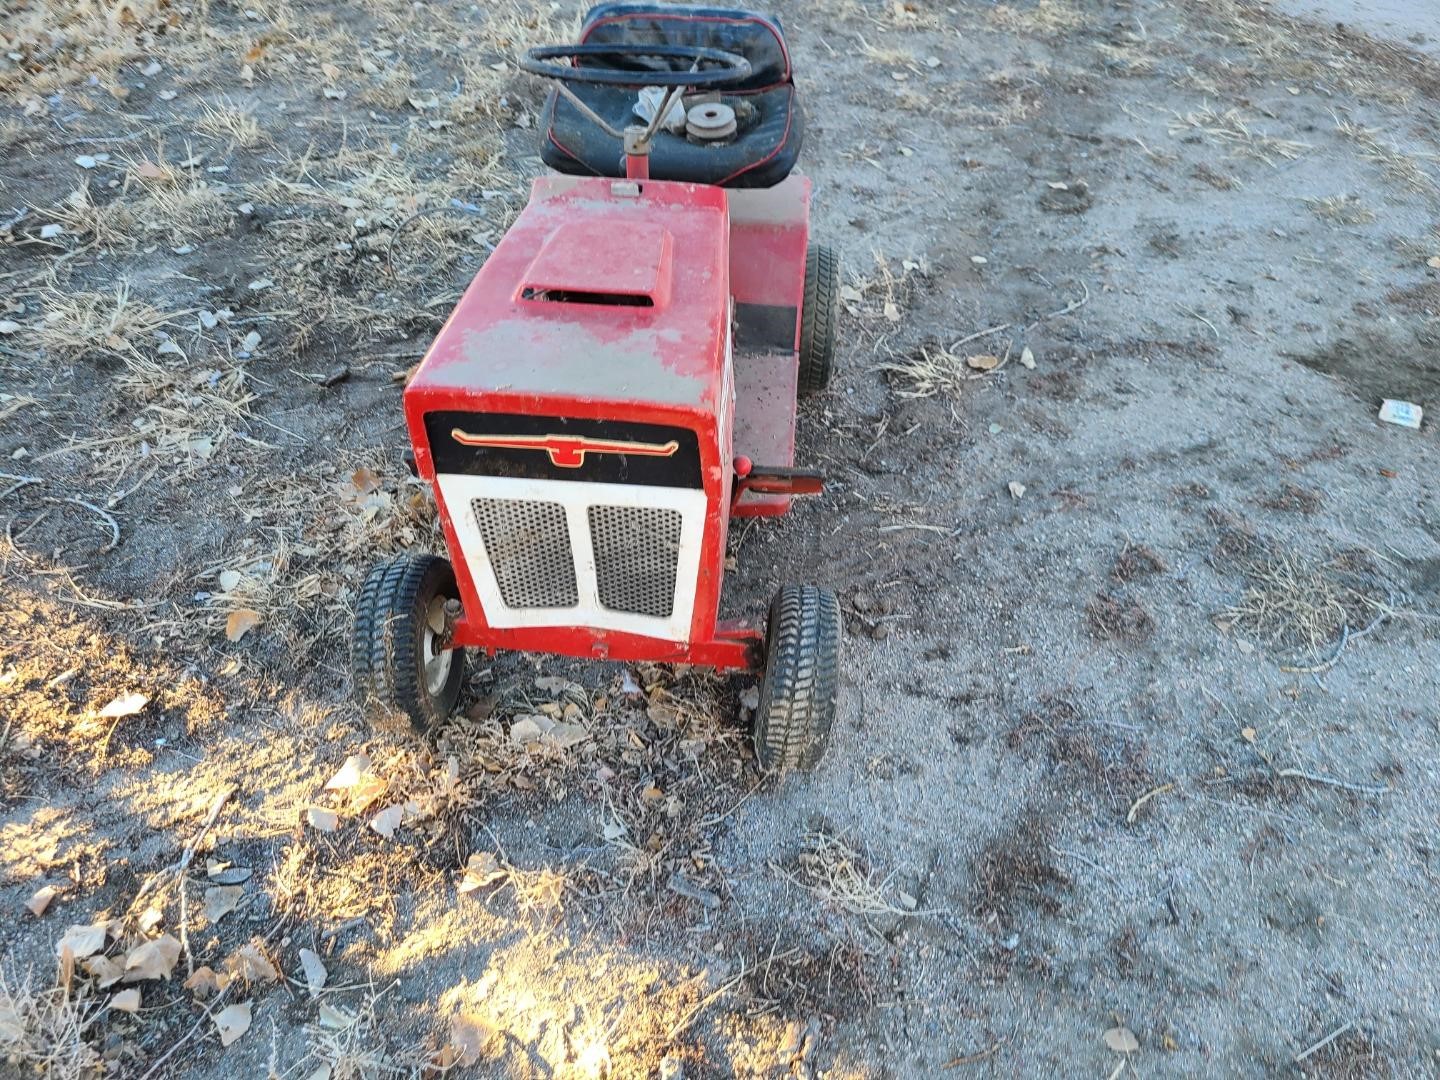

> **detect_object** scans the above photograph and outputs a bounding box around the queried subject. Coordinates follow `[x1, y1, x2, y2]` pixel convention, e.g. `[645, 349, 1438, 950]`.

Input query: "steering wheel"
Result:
[519, 43, 752, 88]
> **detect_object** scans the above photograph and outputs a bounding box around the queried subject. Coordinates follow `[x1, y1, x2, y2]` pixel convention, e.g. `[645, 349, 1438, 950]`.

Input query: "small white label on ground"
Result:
[1378, 399, 1423, 429]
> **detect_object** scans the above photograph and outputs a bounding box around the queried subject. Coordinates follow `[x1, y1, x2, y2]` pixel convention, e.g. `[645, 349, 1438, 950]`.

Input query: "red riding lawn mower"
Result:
[352, 3, 841, 771]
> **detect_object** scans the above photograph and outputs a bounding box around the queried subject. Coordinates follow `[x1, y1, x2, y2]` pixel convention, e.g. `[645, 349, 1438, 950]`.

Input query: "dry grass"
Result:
[0, 965, 105, 1080]
[990, 0, 1085, 36]
[1334, 117, 1437, 193]
[1305, 195, 1376, 226]
[776, 831, 913, 917]
[193, 99, 263, 148]
[1221, 550, 1386, 656]
[878, 337, 1012, 415]
[35, 283, 173, 362]
[45, 183, 137, 249]
[1170, 105, 1309, 165]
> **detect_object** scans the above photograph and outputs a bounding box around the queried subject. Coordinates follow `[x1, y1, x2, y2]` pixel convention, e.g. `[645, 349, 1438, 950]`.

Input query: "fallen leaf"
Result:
[1020, 346, 1036, 369]
[325, 753, 372, 790]
[26, 885, 59, 916]
[184, 966, 228, 999]
[967, 353, 1001, 371]
[298, 949, 327, 994]
[225, 943, 278, 985]
[206, 864, 252, 885]
[98, 692, 148, 719]
[57, 923, 108, 960]
[1428, 255, 1440, 269]
[350, 467, 381, 495]
[1007, 481, 1026, 500]
[882, 300, 901, 322]
[123, 934, 181, 981]
[217, 569, 244, 592]
[458, 852, 506, 894]
[226, 609, 261, 641]
[1241, 727, 1257, 743]
[368, 804, 404, 838]
[1104, 1026, 1139, 1054]
[214, 1002, 252, 1047]
[1047, 180, 1070, 190]
[111, 988, 141, 1013]
[319, 1003, 357, 1030]
[449, 1013, 495, 1066]
[204, 885, 245, 923]
[305, 807, 339, 832]
[85, 955, 126, 988]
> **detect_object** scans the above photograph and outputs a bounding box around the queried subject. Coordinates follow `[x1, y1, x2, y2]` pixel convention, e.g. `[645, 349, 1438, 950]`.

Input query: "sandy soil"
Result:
[2, 0, 1439, 1077]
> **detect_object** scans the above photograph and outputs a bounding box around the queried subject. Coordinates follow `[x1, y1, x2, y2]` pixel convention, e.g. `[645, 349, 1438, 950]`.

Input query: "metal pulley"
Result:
[686, 102, 737, 141]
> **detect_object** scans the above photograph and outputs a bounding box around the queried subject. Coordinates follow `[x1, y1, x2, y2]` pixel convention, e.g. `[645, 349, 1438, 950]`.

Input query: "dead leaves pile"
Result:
[40, 913, 275, 1052]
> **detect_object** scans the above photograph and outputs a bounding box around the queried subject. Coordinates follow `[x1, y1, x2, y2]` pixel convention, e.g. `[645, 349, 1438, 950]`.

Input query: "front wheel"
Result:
[352, 553, 465, 736]
[752, 584, 842, 772]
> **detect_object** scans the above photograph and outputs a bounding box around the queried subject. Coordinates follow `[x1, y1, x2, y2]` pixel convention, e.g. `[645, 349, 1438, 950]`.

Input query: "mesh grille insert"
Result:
[587, 505, 681, 618]
[471, 498, 578, 609]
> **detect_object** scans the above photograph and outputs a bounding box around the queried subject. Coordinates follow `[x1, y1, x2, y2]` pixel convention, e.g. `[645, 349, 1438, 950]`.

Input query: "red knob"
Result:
[734, 455, 753, 477]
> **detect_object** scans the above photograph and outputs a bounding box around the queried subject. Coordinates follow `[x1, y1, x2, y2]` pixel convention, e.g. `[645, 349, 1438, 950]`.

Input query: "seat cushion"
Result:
[541, 3, 802, 188]
[541, 83, 802, 188]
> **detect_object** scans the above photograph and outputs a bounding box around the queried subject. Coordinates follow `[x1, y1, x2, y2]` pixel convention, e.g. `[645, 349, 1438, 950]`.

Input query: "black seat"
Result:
[540, 2, 803, 189]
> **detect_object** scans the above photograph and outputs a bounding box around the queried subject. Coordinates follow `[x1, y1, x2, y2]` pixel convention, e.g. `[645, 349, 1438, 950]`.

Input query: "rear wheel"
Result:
[352, 553, 465, 736]
[752, 584, 842, 772]
[797, 244, 839, 397]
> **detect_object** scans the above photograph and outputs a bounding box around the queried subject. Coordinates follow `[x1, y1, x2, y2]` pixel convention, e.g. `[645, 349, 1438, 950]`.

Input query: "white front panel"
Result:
[436, 472, 706, 642]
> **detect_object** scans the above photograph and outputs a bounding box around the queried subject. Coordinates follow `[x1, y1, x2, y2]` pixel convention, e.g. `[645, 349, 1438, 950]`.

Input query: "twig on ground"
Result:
[1276, 769, 1388, 796]
[1050, 846, 1116, 881]
[944, 279, 1089, 352]
[1280, 606, 1389, 674]
[943, 1037, 1007, 1068]
[1176, 303, 1219, 340]
[948, 322, 1011, 352]
[55, 497, 120, 553]
[1022, 279, 1091, 330]
[1126, 781, 1175, 823]
[664, 947, 798, 1044]
[131, 785, 236, 910]
[107, 465, 158, 509]
[0, 473, 41, 501]
[1294, 1020, 1353, 1063]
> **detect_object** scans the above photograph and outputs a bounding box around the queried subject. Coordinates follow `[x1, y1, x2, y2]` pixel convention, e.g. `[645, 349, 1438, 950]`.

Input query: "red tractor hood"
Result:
[405, 176, 731, 427]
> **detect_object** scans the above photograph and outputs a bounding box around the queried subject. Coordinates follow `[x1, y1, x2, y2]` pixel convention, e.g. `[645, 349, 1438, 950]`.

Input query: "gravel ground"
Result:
[2, 0, 1438, 1077]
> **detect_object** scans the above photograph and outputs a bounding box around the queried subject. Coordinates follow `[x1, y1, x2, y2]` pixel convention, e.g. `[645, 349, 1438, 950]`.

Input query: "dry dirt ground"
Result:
[2, 0, 1439, 1077]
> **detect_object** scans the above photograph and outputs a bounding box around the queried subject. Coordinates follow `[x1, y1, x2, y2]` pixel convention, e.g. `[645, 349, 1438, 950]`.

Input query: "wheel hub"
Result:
[421, 596, 454, 696]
